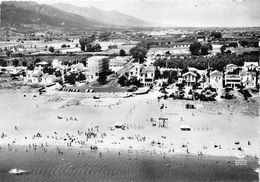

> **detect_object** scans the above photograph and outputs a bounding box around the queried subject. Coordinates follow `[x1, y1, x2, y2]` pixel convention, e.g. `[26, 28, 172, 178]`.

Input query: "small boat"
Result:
[8, 168, 28, 175]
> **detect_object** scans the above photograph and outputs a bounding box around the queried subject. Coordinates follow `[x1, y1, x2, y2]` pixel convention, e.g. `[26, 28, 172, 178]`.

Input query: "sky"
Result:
[40, 0, 260, 27]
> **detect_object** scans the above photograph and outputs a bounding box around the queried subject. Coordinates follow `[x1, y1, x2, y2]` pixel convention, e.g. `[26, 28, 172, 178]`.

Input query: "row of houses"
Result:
[177, 62, 259, 89]
[127, 58, 259, 89]
[23, 56, 129, 85]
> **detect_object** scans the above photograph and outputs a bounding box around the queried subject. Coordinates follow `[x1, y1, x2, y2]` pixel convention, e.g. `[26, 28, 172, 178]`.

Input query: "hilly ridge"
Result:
[53, 3, 150, 27]
[1, 1, 101, 28]
[0, 1, 150, 29]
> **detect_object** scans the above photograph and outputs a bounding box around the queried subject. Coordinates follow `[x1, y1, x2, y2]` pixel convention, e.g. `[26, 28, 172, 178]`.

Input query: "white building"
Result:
[109, 56, 128, 73]
[128, 63, 155, 86]
[182, 71, 197, 86]
[140, 66, 155, 86]
[24, 70, 44, 84]
[243, 62, 259, 72]
[210, 70, 223, 88]
[70, 63, 85, 73]
[128, 63, 144, 80]
[224, 74, 241, 88]
[87, 56, 109, 78]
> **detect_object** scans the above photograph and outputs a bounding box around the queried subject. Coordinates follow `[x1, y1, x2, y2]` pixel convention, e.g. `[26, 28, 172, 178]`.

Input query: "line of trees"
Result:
[153, 51, 259, 71]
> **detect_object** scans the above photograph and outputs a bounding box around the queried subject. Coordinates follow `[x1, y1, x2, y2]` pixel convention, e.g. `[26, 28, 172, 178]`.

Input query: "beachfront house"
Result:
[24, 70, 44, 84]
[128, 63, 155, 86]
[224, 72, 241, 88]
[224, 63, 242, 88]
[182, 71, 197, 87]
[243, 62, 259, 72]
[128, 63, 144, 80]
[140, 66, 155, 86]
[210, 70, 223, 89]
[240, 71, 257, 88]
[87, 56, 109, 79]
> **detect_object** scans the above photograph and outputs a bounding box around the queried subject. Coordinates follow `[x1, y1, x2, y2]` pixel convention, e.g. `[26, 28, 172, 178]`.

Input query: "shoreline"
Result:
[0, 144, 259, 182]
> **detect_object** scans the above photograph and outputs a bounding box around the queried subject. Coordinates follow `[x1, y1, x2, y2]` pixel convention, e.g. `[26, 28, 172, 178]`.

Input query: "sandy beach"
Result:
[0, 87, 259, 181]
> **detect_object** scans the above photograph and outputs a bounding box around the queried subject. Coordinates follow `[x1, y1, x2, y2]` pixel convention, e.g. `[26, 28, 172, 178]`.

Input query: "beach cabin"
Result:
[224, 74, 241, 88]
[182, 71, 197, 87]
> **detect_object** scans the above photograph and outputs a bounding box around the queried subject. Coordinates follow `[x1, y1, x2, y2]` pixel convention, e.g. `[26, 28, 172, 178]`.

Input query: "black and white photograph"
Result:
[0, 0, 259, 181]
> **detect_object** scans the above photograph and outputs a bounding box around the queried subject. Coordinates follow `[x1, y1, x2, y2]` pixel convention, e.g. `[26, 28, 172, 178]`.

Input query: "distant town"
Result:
[0, 26, 259, 99]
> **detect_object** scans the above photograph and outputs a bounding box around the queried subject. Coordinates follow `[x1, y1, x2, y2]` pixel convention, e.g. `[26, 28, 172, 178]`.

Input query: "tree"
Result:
[65, 73, 76, 85]
[220, 45, 227, 54]
[55, 70, 62, 77]
[34, 58, 41, 64]
[49, 46, 55, 53]
[99, 32, 111, 41]
[118, 75, 127, 86]
[97, 72, 107, 84]
[229, 42, 238, 48]
[61, 44, 67, 48]
[76, 72, 86, 81]
[79, 35, 95, 51]
[189, 42, 202, 55]
[22, 61, 27, 67]
[154, 68, 161, 80]
[119, 49, 126, 56]
[127, 76, 142, 87]
[27, 64, 34, 70]
[129, 46, 148, 63]
[201, 44, 210, 55]
[0, 59, 7, 67]
[211, 31, 222, 39]
[93, 44, 101, 52]
[13, 59, 19, 67]
[6, 50, 11, 57]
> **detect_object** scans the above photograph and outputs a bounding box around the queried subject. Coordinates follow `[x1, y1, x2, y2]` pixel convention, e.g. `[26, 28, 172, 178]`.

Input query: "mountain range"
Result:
[0, 1, 150, 29]
[52, 3, 150, 27]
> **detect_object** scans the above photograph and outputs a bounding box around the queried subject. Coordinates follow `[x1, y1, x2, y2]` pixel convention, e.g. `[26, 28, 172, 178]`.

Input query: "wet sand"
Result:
[0, 146, 258, 182]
